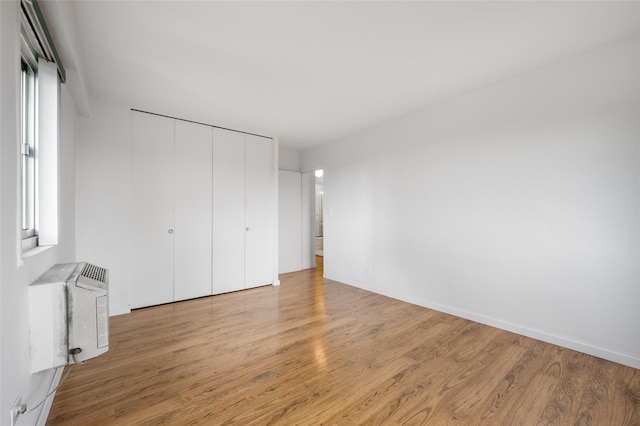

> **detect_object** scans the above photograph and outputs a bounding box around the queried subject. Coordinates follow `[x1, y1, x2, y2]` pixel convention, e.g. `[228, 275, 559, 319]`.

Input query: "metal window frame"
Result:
[20, 58, 38, 250]
[20, 0, 64, 251]
[21, 0, 65, 82]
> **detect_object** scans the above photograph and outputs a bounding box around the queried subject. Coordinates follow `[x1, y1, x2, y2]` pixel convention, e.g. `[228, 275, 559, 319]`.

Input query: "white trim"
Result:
[110, 304, 132, 317]
[21, 244, 53, 259]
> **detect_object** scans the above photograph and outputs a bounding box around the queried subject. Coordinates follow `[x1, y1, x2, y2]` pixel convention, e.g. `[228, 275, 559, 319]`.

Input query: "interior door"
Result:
[278, 170, 302, 273]
[212, 128, 245, 294]
[130, 111, 175, 308]
[245, 134, 274, 288]
[174, 120, 213, 301]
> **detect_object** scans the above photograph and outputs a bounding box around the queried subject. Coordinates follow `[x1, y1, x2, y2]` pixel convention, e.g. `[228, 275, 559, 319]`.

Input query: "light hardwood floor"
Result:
[48, 257, 640, 425]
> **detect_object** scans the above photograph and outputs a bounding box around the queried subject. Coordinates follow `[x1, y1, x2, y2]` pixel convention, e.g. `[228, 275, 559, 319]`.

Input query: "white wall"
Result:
[301, 35, 640, 368]
[76, 98, 132, 315]
[1, 2, 79, 423]
[278, 145, 300, 172]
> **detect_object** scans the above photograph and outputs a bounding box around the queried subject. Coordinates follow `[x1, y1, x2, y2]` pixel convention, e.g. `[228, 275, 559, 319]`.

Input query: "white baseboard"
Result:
[325, 273, 640, 370]
[110, 304, 131, 316]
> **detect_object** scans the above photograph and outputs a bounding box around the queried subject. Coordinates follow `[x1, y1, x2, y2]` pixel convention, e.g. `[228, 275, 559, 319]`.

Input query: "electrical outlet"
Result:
[10, 396, 25, 426]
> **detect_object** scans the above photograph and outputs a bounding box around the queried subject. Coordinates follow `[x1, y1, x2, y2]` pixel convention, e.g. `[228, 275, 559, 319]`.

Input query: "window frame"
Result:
[18, 0, 65, 255]
[20, 49, 38, 251]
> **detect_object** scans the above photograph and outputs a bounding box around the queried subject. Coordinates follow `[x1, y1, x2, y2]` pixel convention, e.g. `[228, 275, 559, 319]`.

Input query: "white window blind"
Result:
[36, 57, 59, 246]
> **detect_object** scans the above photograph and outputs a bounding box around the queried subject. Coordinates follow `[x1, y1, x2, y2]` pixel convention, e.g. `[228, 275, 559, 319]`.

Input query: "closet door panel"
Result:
[174, 121, 213, 301]
[245, 135, 274, 288]
[131, 111, 175, 308]
[212, 129, 245, 294]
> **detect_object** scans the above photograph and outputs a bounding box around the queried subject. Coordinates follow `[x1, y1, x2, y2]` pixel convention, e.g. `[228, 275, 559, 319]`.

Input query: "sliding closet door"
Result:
[174, 120, 213, 301]
[245, 134, 275, 288]
[131, 111, 175, 308]
[212, 128, 245, 294]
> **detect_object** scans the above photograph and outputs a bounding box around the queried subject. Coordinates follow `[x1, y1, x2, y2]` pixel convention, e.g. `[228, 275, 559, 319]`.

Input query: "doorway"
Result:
[315, 169, 324, 274]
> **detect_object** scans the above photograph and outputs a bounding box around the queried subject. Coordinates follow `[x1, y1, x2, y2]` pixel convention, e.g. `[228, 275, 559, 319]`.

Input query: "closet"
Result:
[130, 110, 275, 309]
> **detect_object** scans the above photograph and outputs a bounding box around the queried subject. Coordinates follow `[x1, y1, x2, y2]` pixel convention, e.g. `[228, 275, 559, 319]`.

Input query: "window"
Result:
[19, 0, 65, 253]
[20, 58, 38, 250]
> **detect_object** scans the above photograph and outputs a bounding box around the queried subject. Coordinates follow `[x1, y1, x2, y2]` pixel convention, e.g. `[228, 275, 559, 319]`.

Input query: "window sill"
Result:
[22, 235, 38, 250]
[22, 244, 54, 259]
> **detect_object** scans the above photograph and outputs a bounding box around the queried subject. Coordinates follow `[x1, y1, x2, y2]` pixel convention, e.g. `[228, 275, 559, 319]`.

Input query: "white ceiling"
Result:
[64, 1, 639, 149]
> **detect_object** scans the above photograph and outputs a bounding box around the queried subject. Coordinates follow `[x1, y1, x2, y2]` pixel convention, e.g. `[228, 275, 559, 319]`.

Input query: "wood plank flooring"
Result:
[48, 258, 640, 425]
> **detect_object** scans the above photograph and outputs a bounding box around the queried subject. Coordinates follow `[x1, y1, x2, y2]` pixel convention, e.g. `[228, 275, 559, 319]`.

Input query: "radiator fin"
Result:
[81, 263, 107, 283]
[96, 295, 109, 348]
